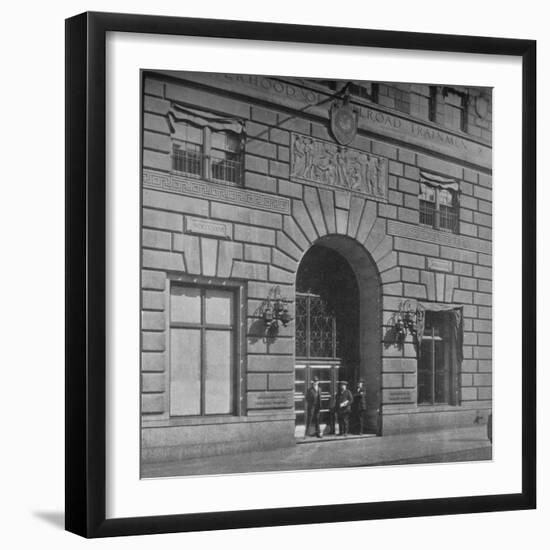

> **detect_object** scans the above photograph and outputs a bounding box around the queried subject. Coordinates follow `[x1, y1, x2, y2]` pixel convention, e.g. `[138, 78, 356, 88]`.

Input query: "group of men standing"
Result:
[304, 378, 367, 438]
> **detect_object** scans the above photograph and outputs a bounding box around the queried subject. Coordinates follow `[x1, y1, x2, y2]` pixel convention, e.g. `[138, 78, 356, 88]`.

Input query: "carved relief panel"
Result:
[290, 133, 388, 200]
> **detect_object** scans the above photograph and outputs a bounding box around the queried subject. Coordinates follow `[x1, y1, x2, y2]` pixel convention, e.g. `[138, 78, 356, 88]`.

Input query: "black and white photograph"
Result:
[139, 71, 494, 478]
[1, 0, 544, 545]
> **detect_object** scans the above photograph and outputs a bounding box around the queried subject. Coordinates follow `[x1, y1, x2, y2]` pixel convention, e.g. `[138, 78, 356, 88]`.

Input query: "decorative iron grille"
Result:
[295, 293, 338, 359]
[211, 155, 242, 185]
[419, 199, 435, 227]
[439, 205, 458, 232]
[419, 199, 458, 233]
[172, 146, 202, 176]
[172, 147, 242, 185]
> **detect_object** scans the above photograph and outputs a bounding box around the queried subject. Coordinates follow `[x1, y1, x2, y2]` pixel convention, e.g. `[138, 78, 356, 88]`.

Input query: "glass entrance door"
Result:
[294, 362, 340, 437]
[295, 292, 342, 437]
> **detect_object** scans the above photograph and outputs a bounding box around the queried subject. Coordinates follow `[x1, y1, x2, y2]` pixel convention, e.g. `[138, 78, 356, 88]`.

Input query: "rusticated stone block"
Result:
[276, 231, 303, 262]
[142, 352, 165, 372]
[461, 387, 477, 401]
[317, 188, 336, 234]
[144, 95, 170, 115]
[172, 234, 200, 274]
[232, 224, 275, 246]
[142, 332, 165, 352]
[269, 265, 294, 284]
[143, 189, 208, 217]
[143, 150, 170, 172]
[292, 200, 318, 242]
[247, 373, 268, 391]
[201, 238, 218, 277]
[144, 78, 163, 97]
[232, 261, 268, 281]
[142, 311, 165, 331]
[142, 249, 184, 272]
[278, 180, 302, 199]
[143, 113, 170, 134]
[143, 208, 183, 232]
[143, 131, 171, 153]
[244, 244, 272, 264]
[247, 355, 293, 373]
[303, 186, 327, 236]
[217, 241, 243, 278]
[142, 290, 165, 311]
[141, 394, 166, 414]
[272, 249, 297, 273]
[141, 373, 166, 393]
[244, 172, 277, 194]
[142, 270, 166, 290]
[142, 229, 171, 251]
[268, 373, 294, 391]
[246, 155, 268, 173]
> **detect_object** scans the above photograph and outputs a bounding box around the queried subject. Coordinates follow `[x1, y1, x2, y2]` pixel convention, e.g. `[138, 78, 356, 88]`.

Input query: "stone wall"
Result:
[141, 72, 492, 457]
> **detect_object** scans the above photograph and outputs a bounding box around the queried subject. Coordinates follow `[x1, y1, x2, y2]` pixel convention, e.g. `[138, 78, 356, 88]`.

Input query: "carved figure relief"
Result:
[290, 133, 388, 199]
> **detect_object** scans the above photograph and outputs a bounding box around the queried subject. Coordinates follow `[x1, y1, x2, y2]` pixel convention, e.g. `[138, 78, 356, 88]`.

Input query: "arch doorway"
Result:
[294, 235, 381, 438]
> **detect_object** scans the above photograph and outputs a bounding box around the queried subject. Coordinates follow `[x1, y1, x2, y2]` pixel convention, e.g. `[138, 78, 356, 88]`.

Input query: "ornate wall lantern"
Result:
[262, 286, 293, 333]
[393, 300, 418, 344]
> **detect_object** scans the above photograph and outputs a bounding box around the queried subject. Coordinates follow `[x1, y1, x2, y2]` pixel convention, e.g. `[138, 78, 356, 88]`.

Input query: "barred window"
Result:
[172, 122, 203, 177]
[170, 114, 243, 186]
[419, 182, 458, 233]
[211, 131, 242, 185]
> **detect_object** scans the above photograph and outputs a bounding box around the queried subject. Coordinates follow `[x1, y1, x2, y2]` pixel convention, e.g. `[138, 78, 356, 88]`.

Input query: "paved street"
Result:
[142, 425, 492, 478]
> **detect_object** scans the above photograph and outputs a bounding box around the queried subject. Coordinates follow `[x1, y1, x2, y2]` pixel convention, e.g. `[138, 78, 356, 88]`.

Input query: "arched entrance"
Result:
[294, 235, 382, 438]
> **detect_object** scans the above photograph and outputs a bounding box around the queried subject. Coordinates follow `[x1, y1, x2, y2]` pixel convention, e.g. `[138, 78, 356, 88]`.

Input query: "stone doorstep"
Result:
[297, 433, 377, 445]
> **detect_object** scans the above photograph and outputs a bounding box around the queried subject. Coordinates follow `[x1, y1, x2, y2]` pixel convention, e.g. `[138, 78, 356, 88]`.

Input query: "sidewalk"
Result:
[142, 424, 492, 478]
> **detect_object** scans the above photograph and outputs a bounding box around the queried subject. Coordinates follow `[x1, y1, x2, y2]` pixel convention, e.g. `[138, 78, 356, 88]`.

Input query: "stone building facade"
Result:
[140, 71, 492, 465]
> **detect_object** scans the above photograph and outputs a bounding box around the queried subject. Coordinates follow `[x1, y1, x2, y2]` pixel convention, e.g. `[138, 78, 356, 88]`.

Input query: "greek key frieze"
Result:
[142, 170, 291, 214]
[290, 133, 388, 200]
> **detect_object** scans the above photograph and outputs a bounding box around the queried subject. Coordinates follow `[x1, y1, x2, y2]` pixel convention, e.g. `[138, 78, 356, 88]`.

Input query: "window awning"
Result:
[416, 302, 464, 364]
[420, 171, 460, 193]
[168, 104, 245, 135]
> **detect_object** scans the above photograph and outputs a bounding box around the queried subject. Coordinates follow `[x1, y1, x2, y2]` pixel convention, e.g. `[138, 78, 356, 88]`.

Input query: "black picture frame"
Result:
[65, 11, 536, 538]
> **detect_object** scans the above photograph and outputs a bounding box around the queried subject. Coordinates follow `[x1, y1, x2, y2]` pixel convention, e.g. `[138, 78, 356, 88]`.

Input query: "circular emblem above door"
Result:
[330, 103, 357, 146]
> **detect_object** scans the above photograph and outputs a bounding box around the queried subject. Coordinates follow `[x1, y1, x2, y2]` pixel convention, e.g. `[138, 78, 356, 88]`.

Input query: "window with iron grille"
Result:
[172, 122, 203, 177]
[419, 182, 459, 233]
[171, 122, 243, 185]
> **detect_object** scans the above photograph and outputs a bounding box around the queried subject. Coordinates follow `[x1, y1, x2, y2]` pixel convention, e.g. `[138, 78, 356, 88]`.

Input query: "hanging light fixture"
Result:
[263, 287, 293, 332]
[393, 300, 418, 343]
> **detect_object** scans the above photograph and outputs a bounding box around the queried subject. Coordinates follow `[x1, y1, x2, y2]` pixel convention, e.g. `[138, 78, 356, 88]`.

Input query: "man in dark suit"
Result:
[334, 380, 353, 436]
[305, 377, 323, 438]
[352, 380, 367, 434]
